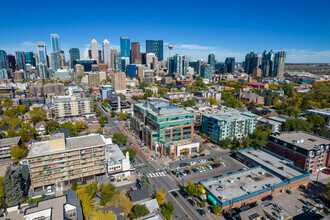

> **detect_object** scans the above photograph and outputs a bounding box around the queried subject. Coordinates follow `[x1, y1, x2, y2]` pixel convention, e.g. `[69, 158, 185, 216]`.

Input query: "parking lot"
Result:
[168, 151, 247, 184]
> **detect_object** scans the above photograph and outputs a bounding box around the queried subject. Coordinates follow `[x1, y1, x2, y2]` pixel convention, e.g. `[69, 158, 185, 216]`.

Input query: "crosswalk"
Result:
[148, 171, 168, 178]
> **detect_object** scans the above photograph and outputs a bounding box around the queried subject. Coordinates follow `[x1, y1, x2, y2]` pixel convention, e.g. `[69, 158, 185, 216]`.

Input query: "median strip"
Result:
[121, 126, 149, 160]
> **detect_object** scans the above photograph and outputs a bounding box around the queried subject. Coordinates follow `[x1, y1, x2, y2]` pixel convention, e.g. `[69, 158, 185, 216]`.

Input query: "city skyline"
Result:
[1, 0, 329, 63]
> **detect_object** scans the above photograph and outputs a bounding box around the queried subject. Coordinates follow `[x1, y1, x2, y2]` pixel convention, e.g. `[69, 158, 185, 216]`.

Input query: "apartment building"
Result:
[267, 131, 330, 174]
[202, 110, 259, 143]
[111, 72, 126, 93]
[53, 96, 93, 118]
[306, 108, 330, 125]
[0, 137, 21, 159]
[29, 83, 65, 97]
[26, 133, 108, 189]
[130, 101, 197, 155]
[163, 92, 194, 102]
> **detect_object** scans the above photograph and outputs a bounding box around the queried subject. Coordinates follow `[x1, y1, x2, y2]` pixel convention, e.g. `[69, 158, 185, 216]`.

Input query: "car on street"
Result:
[180, 163, 188, 167]
[192, 168, 198, 173]
[199, 159, 206, 163]
[308, 209, 317, 216]
[184, 170, 191, 175]
[179, 188, 188, 198]
[191, 155, 198, 158]
[203, 140, 210, 144]
[180, 157, 188, 160]
[207, 165, 213, 169]
[171, 192, 179, 198]
[181, 171, 187, 176]
[197, 209, 206, 217]
[207, 158, 214, 162]
[199, 153, 205, 157]
[188, 199, 196, 206]
[302, 206, 310, 212]
[300, 199, 309, 206]
[322, 168, 330, 175]
[189, 161, 196, 166]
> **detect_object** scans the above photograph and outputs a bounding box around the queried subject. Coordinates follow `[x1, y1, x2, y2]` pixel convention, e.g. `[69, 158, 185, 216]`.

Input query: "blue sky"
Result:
[1, 0, 330, 62]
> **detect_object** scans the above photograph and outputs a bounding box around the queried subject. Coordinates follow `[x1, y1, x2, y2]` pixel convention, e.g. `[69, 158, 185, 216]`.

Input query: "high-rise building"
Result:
[111, 72, 126, 92]
[60, 50, 65, 67]
[201, 64, 213, 82]
[54, 96, 93, 117]
[168, 54, 183, 76]
[110, 47, 118, 69]
[7, 54, 16, 71]
[50, 34, 60, 52]
[51, 51, 61, 71]
[208, 54, 215, 67]
[146, 40, 163, 61]
[115, 52, 122, 70]
[146, 53, 156, 69]
[131, 42, 141, 64]
[91, 39, 99, 63]
[126, 65, 136, 78]
[69, 48, 80, 69]
[102, 39, 110, 68]
[225, 57, 235, 73]
[273, 51, 286, 77]
[24, 52, 36, 66]
[0, 50, 8, 70]
[261, 50, 275, 77]
[182, 57, 189, 76]
[37, 42, 48, 67]
[37, 62, 48, 79]
[84, 48, 89, 59]
[196, 59, 203, 75]
[244, 52, 260, 74]
[120, 37, 130, 58]
[152, 56, 158, 70]
[88, 72, 101, 88]
[121, 57, 130, 72]
[15, 52, 26, 71]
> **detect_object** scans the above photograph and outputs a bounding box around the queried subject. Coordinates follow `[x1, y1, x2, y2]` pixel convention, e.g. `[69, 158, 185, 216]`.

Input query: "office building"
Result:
[69, 48, 80, 69]
[168, 54, 183, 76]
[37, 42, 48, 67]
[99, 85, 114, 100]
[127, 64, 137, 78]
[51, 51, 61, 71]
[202, 110, 258, 143]
[23, 52, 35, 67]
[7, 54, 16, 70]
[60, 50, 66, 67]
[110, 47, 117, 69]
[102, 39, 110, 68]
[50, 33, 60, 52]
[225, 57, 235, 73]
[15, 51, 26, 71]
[111, 72, 126, 93]
[115, 52, 122, 70]
[267, 131, 330, 174]
[37, 63, 48, 79]
[306, 108, 330, 125]
[273, 51, 286, 77]
[54, 69, 70, 79]
[26, 133, 107, 189]
[91, 39, 99, 63]
[146, 53, 156, 69]
[261, 50, 275, 77]
[131, 42, 141, 64]
[245, 52, 261, 74]
[76, 59, 97, 72]
[0, 50, 8, 70]
[106, 144, 131, 180]
[121, 57, 130, 72]
[120, 36, 130, 58]
[130, 101, 197, 155]
[201, 64, 213, 82]
[208, 54, 215, 67]
[202, 147, 309, 211]
[146, 40, 163, 61]
[53, 96, 93, 118]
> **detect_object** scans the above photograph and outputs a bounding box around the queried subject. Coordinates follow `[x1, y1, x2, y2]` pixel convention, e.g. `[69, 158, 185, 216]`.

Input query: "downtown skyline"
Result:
[1, 0, 330, 63]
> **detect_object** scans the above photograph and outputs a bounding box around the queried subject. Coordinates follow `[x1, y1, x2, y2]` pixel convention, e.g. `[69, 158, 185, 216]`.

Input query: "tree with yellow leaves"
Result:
[155, 186, 167, 206]
[90, 210, 116, 220]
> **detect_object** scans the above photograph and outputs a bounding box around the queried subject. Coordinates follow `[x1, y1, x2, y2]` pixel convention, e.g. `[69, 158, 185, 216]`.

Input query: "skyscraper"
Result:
[7, 54, 16, 71]
[168, 54, 183, 76]
[115, 52, 122, 70]
[69, 48, 80, 69]
[0, 50, 8, 70]
[120, 37, 130, 58]
[51, 34, 60, 52]
[15, 52, 26, 71]
[208, 54, 215, 67]
[91, 39, 99, 62]
[24, 52, 36, 66]
[84, 48, 89, 59]
[60, 50, 66, 67]
[273, 51, 286, 77]
[146, 40, 163, 61]
[131, 42, 141, 64]
[146, 53, 156, 69]
[110, 47, 118, 69]
[102, 39, 110, 68]
[51, 51, 61, 71]
[261, 50, 275, 77]
[201, 64, 213, 82]
[37, 63, 48, 79]
[37, 42, 48, 66]
[244, 52, 260, 74]
[225, 57, 235, 73]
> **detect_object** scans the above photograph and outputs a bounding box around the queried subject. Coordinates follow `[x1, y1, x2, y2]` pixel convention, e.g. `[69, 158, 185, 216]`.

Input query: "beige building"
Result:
[163, 92, 194, 102]
[53, 96, 93, 118]
[75, 64, 84, 76]
[110, 47, 117, 69]
[26, 133, 108, 189]
[88, 72, 100, 88]
[111, 72, 126, 93]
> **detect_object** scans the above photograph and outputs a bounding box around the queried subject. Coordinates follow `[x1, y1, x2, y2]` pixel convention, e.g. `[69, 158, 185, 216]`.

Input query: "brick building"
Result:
[267, 132, 330, 174]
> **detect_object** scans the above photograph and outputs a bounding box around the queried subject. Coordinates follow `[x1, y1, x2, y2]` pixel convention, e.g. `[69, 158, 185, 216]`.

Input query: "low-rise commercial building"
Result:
[26, 133, 108, 189]
[0, 137, 21, 159]
[106, 144, 131, 180]
[201, 148, 309, 211]
[53, 96, 93, 118]
[267, 131, 330, 174]
[163, 92, 193, 102]
[202, 110, 259, 143]
[258, 118, 282, 132]
[29, 83, 65, 97]
[99, 85, 114, 100]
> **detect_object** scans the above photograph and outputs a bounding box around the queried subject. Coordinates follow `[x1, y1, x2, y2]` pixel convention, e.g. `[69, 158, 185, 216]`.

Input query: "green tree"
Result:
[2, 99, 13, 108]
[71, 183, 78, 191]
[171, 98, 180, 104]
[225, 137, 232, 146]
[3, 167, 25, 206]
[123, 147, 137, 160]
[19, 123, 38, 143]
[90, 210, 116, 220]
[119, 113, 130, 120]
[140, 172, 152, 196]
[306, 115, 325, 125]
[184, 181, 204, 197]
[0, 176, 4, 207]
[285, 119, 313, 132]
[155, 186, 167, 206]
[195, 76, 205, 88]
[106, 190, 133, 215]
[111, 111, 116, 117]
[224, 96, 238, 108]
[181, 100, 195, 107]
[10, 145, 28, 162]
[100, 183, 118, 206]
[29, 107, 47, 125]
[250, 126, 272, 148]
[209, 97, 218, 106]
[4, 108, 18, 117]
[73, 121, 87, 132]
[143, 89, 153, 100]
[247, 101, 257, 113]
[129, 204, 150, 219]
[16, 105, 27, 114]
[300, 96, 309, 112]
[98, 116, 108, 127]
[45, 120, 60, 134]
[139, 82, 149, 89]
[213, 205, 222, 216]
[285, 106, 300, 117]
[264, 95, 272, 106]
[60, 122, 77, 136]
[112, 132, 128, 146]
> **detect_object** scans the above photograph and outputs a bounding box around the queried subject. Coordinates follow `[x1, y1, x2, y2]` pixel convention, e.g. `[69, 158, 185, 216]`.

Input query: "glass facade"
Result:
[15, 51, 25, 70]
[76, 59, 97, 72]
[201, 64, 213, 81]
[225, 57, 235, 73]
[24, 52, 36, 66]
[120, 37, 130, 58]
[51, 33, 60, 52]
[0, 50, 8, 69]
[69, 48, 80, 68]
[37, 42, 48, 66]
[126, 65, 136, 78]
[146, 40, 163, 61]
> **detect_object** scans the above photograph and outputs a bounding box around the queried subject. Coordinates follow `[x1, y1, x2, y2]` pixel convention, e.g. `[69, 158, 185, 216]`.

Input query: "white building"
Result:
[91, 39, 99, 63]
[106, 144, 131, 180]
[102, 39, 110, 68]
[146, 53, 156, 69]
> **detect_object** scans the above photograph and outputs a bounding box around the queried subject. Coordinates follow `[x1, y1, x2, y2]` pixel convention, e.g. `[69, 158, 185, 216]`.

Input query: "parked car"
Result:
[190, 161, 196, 166]
[322, 169, 330, 175]
[199, 159, 206, 163]
[300, 199, 309, 206]
[181, 171, 187, 176]
[188, 199, 196, 206]
[207, 158, 214, 162]
[198, 209, 206, 217]
[171, 191, 179, 198]
[207, 165, 213, 169]
[199, 153, 205, 157]
[192, 168, 198, 173]
[179, 188, 188, 198]
[302, 206, 310, 212]
[181, 157, 188, 160]
[191, 155, 198, 158]
[203, 140, 210, 144]
[308, 209, 317, 216]
[184, 170, 191, 175]
[180, 163, 188, 167]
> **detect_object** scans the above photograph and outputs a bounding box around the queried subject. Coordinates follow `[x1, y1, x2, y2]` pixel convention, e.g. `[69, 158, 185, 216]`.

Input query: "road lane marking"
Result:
[168, 192, 193, 220]
[168, 188, 180, 192]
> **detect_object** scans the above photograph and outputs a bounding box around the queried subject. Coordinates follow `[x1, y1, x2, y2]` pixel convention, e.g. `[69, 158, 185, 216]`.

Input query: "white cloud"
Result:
[21, 42, 35, 46]
[175, 44, 213, 50]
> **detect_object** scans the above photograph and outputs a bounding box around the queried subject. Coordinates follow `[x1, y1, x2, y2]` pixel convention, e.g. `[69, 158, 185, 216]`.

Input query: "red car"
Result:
[203, 140, 210, 144]
[322, 169, 330, 175]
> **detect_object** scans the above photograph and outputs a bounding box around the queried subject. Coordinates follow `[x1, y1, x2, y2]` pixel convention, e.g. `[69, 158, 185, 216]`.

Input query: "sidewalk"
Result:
[112, 175, 137, 187]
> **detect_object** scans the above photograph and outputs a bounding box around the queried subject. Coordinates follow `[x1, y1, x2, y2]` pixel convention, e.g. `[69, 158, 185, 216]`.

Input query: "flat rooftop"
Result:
[239, 148, 303, 179]
[136, 101, 192, 117]
[202, 166, 283, 203]
[105, 144, 125, 165]
[307, 108, 330, 115]
[0, 136, 20, 147]
[204, 110, 257, 121]
[28, 134, 105, 157]
[270, 131, 329, 150]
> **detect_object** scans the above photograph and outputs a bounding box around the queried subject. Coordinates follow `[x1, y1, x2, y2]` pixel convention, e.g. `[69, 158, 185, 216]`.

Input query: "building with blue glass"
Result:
[51, 33, 60, 52]
[99, 85, 114, 100]
[69, 48, 80, 69]
[15, 52, 26, 71]
[225, 57, 235, 73]
[0, 50, 8, 70]
[126, 64, 137, 78]
[24, 52, 36, 66]
[120, 37, 130, 58]
[76, 59, 97, 72]
[37, 42, 48, 66]
[200, 64, 213, 82]
[146, 40, 163, 61]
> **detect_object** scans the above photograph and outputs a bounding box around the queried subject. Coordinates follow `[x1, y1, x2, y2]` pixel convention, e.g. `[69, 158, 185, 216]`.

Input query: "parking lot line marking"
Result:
[169, 192, 193, 220]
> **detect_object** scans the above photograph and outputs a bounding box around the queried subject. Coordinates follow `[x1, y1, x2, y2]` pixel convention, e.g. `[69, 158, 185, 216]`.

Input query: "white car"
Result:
[207, 165, 213, 169]
[190, 161, 196, 166]
[199, 159, 206, 164]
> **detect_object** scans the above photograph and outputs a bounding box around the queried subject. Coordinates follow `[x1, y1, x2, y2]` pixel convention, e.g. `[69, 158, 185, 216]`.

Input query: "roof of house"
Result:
[129, 188, 150, 203]
[240, 91, 264, 100]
